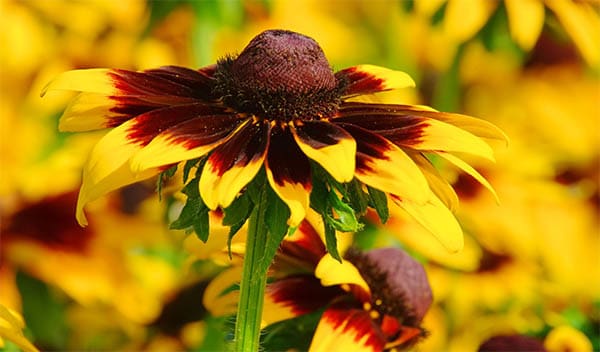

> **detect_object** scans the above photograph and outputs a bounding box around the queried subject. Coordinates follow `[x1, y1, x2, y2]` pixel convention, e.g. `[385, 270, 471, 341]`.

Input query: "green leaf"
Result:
[223, 193, 252, 226]
[326, 190, 362, 233]
[17, 271, 69, 350]
[261, 308, 325, 351]
[192, 207, 210, 242]
[157, 164, 178, 200]
[170, 175, 211, 242]
[258, 187, 291, 274]
[183, 158, 201, 184]
[309, 174, 329, 214]
[346, 179, 369, 216]
[323, 219, 342, 262]
[367, 186, 389, 223]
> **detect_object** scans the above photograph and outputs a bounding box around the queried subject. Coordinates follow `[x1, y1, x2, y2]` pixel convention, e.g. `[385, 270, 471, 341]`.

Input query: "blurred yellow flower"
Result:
[0, 304, 38, 352]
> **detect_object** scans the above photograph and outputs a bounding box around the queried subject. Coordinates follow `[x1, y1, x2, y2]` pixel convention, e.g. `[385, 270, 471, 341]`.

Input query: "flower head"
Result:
[43, 29, 505, 251]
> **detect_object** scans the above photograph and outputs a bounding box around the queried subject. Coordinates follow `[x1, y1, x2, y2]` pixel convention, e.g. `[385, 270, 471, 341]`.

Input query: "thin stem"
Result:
[234, 179, 269, 352]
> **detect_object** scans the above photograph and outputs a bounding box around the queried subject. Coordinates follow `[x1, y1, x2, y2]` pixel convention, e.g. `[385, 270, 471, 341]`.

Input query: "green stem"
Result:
[234, 179, 269, 352]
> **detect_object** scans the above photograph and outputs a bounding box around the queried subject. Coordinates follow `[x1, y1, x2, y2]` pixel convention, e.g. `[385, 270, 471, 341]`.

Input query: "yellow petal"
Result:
[41, 69, 115, 96]
[392, 194, 464, 253]
[58, 93, 116, 132]
[547, 0, 600, 67]
[309, 308, 383, 352]
[266, 172, 309, 227]
[292, 121, 356, 183]
[0, 305, 39, 352]
[75, 119, 159, 225]
[315, 255, 370, 295]
[444, 0, 497, 42]
[435, 151, 499, 203]
[505, 0, 545, 50]
[199, 122, 270, 209]
[344, 125, 430, 204]
[338, 64, 415, 96]
[394, 117, 496, 161]
[202, 266, 242, 317]
[131, 116, 245, 172]
[410, 152, 459, 211]
[77, 158, 159, 226]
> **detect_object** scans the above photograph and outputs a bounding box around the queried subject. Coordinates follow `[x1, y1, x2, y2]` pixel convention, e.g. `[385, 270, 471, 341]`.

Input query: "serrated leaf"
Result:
[157, 164, 178, 200]
[257, 187, 291, 274]
[326, 190, 361, 232]
[192, 208, 210, 242]
[367, 186, 389, 223]
[223, 193, 252, 226]
[309, 175, 329, 214]
[183, 158, 200, 184]
[346, 179, 369, 216]
[323, 219, 342, 262]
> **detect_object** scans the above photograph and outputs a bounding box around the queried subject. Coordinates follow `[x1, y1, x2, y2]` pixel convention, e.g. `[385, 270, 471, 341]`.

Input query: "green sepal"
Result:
[367, 185, 389, 223]
[157, 164, 178, 200]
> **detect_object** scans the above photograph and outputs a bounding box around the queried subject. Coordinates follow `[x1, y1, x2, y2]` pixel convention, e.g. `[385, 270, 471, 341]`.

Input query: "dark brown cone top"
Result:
[233, 29, 337, 94]
[213, 29, 344, 121]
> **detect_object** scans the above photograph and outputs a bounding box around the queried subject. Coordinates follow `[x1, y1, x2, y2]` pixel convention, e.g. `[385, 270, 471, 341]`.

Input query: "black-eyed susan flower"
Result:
[203, 217, 433, 351]
[43, 29, 505, 251]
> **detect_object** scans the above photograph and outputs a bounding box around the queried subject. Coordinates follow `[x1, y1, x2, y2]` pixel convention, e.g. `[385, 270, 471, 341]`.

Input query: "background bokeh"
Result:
[1, 0, 598, 351]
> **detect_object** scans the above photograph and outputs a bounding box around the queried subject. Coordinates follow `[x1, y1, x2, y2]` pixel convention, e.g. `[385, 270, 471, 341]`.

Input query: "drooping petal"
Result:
[309, 305, 385, 352]
[504, 0, 545, 50]
[338, 102, 508, 143]
[75, 118, 159, 225]
[291, 120, 356, 183]
[336, 65, 415, 96]
[265, 127, 312, 227]
[409, 152, 459, 211]
[391, 194, 464, 252]
[200, 120, 270, 209]
[275, 220, 328, 271]
[337, 112, 495, 161]
[77, 161, 160, 226]
[435, 152, 499, 203]
[131, 113, 244, 171]
[315, 255, 370, 296]
[337, 123, 430, 204]
[263, 276, 343, 326]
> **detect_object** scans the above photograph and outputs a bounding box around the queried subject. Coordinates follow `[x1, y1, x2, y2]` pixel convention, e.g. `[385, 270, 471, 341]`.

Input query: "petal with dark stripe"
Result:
[336, 112, 495, 161]
[337, 123, 430, 204]
[200, 121, 270, 209]
[291, 121, 356, 183]
[58, 93, 184, 132]
[309, 305, 385, 352]
[263, 276, 343, 326]
[131, 113, 244, 171]
[265, 127, 312, 227]
[42, 65, 216, 100]
[336, 65, 415, 97]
